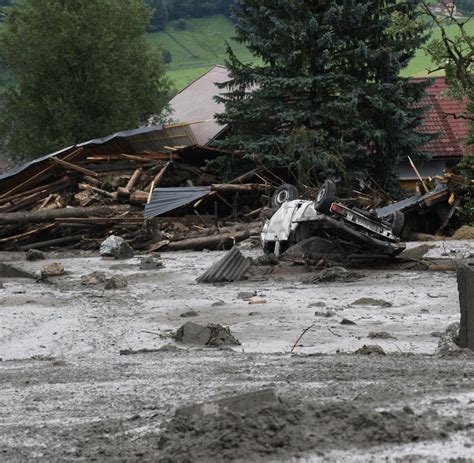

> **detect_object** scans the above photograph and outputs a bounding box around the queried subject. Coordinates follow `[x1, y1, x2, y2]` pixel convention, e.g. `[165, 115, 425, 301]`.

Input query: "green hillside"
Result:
[152, 14, 474, 90]
[147, 15, 258, 90]
[402, 19, 474, 77]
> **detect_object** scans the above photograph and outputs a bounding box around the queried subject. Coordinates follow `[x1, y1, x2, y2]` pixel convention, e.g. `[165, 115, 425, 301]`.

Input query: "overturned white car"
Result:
[261, 181, 405, 258]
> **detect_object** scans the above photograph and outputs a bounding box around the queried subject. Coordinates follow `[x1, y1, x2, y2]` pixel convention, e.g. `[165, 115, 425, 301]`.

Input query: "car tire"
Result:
[388, 210, 405, 237]
[314, 180, 336, 213]
[271, 184, 299, 209]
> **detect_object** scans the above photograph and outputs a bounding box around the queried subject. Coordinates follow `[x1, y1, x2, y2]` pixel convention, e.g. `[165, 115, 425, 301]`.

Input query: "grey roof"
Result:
[168, 65, 229, 145]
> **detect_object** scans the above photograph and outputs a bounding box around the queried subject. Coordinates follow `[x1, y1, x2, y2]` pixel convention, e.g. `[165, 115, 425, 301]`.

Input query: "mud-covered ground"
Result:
[1, 241, 474, 462]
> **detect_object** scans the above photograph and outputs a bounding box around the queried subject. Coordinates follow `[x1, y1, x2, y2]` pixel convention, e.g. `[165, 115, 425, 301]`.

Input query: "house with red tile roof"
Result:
[170, 69, 468, 190]
[397, 77, 470, 190]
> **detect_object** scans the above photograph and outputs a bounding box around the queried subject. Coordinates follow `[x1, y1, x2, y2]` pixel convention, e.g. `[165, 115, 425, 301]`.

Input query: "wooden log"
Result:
[51, 157, 98, 177]
[0, 205, 131, 225]
[0, 180, 74, 213]
[78, 183, 118, 200]
[19, 235, 83, 250]
[0, 147, 84, 199]
[125, 168, 143, 190]
[0, 223, 56, 244]
[153, 226, 262, 252]
[147, 161, 172, 195]
[0, 176, 72, 206]
[129, 190, 149, 204]
[82, 175, 100, 186]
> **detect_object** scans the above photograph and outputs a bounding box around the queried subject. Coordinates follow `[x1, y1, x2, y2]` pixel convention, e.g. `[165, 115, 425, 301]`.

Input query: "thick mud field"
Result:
[1, 242, 473, 462]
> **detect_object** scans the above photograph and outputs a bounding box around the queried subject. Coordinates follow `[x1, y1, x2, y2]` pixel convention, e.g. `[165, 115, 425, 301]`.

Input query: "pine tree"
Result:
[216, 0, 432, 189]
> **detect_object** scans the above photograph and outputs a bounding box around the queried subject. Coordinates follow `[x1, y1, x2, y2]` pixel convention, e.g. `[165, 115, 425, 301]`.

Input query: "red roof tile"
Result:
[414, 77, 470, 158]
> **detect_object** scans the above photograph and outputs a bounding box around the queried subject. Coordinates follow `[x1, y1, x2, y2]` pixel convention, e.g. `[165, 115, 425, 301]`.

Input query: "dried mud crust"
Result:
[158, 400, 460, 463]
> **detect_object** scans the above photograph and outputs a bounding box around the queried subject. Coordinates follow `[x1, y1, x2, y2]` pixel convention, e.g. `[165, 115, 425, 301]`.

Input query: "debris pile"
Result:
[0, 142, 273, 251]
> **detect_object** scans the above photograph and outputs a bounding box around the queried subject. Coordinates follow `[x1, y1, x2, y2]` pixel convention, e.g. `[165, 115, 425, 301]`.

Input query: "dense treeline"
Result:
[147, 0, 236, 30]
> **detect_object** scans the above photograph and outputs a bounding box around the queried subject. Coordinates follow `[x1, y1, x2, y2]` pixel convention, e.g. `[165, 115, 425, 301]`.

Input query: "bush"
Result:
[161, 49, 172, 64]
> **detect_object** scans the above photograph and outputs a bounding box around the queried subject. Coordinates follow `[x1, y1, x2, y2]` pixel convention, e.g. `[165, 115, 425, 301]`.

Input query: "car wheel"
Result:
[271, 184, 299, 209]
[314, 180, 336, 213]
[388, 210, 405, 237]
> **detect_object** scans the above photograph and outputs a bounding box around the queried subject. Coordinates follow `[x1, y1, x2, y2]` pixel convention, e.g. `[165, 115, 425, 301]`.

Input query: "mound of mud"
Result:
[158, 400, 447, 462]
[450, 225, 474, 240]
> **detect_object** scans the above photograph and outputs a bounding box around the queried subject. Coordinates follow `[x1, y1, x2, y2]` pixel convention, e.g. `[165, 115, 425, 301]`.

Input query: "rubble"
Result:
[104, 276, 128, 290]
[179, 310, 199, 318]
[174, 322, 240, 347]
[139, 256, 163, 270]
[26, 249, 45, 261]
[355, 345, 386, 355]
[40, 263, 65, 278]
[81, 271, 107, 286]
[0, 133, 272, 252]
[352, 298, 392, 307]
[100, 235, 134, 259]
[306, 267, 362, 283]
[437, 323, 463, 356]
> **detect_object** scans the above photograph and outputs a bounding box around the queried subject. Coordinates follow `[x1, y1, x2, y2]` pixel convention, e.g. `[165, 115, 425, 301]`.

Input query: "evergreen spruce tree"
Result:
[216, 0, 432, 189]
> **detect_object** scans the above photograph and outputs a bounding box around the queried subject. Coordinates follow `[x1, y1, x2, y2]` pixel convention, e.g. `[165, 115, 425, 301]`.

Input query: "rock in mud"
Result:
[104, 276, 128, 290]
[355, 344, 386, 355]
[81, 271, 107, 286]
[352, 297, 392, 307]
[315, 308, 336, 317]
[306, 267, 362, 284]
[180, 310, 199, 318]
[41, 263, 65, 278]
[140, 257, 163, 270]
[174, 322, 240, 347]
[26, 249, 45, 261]
[100, 235, 134, 259]
[436, 323, 463, 356]
[0, 281, 4, 289]
[158, 400, 449, 462]
[368, 331, 396, 339]
[341, 319, 357, 325]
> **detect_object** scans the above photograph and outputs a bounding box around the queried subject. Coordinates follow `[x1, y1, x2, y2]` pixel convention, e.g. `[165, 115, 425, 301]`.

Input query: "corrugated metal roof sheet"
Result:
[196, 247, 252, 283]
[144, 186, 211, 218]
[168, 65, 229, 145]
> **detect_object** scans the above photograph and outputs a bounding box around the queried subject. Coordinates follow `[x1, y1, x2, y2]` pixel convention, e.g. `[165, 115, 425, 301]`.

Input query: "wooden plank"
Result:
[0, 147, 84, 199]
[0, 223, 56, 244]
[51, 157, 98, 177]
[147, 161, 172, 202]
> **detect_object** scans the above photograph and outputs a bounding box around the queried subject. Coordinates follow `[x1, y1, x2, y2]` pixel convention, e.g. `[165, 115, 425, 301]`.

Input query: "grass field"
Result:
[148, 15, 258, 90]
[152, 14, 474, 90]
[402, 18, 474, 77]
